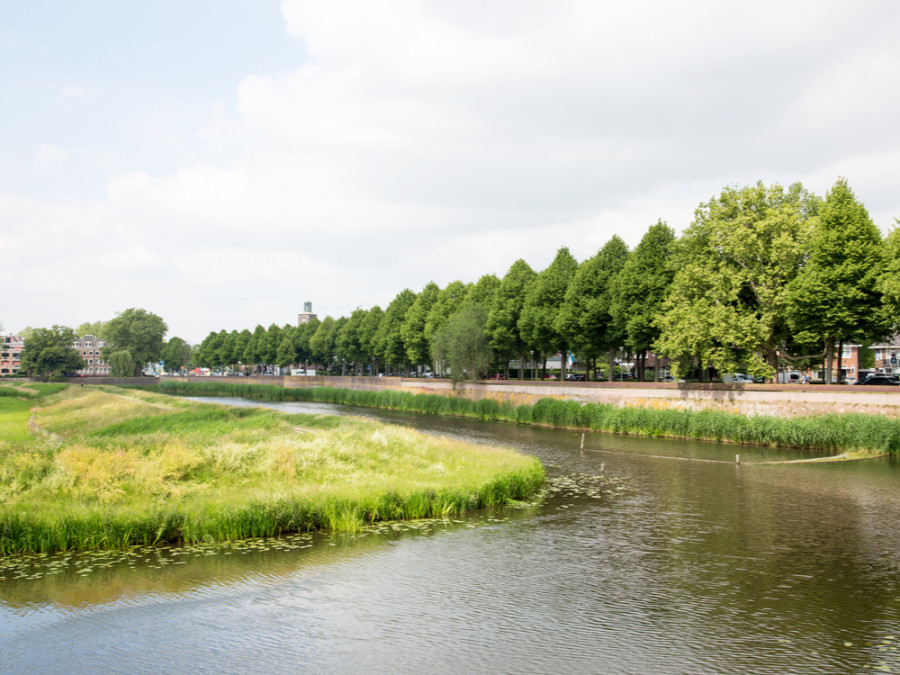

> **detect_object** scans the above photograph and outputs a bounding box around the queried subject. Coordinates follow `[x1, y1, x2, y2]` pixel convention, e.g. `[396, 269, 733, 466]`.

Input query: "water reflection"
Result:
[2, 398, 899, 674]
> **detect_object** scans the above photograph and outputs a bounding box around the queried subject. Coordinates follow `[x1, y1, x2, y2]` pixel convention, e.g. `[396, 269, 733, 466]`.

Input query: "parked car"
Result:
[855, 375, 900, 385]
[487, 374, 505, 380]
[723, 373, 754, 384]
[565, 373, 586, 381]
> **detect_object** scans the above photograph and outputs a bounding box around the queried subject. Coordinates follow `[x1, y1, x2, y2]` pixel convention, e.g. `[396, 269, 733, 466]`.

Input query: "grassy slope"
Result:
[0, 385, 544, 554]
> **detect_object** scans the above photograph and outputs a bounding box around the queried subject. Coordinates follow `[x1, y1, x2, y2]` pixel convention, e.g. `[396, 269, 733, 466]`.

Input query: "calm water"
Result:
[2, 398, 899, 674]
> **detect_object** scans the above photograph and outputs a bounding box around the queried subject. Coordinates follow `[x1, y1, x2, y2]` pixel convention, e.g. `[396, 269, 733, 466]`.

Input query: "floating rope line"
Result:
[580, 446, 851, 465]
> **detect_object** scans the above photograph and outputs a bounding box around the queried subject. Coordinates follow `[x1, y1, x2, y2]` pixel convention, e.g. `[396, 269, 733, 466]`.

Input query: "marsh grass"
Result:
[0, 385, 544, 554]
[151, 380, 900, 456]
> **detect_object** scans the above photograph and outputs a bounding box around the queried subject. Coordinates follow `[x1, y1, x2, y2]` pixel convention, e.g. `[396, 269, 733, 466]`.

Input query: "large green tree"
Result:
[276, 334, 298, 370]
[337, 309, 368, 375]
[161, 336, 192, 373]
[519, 247, 578, 378]
[402, 282, 440, 369]
[486, 259, 536, 379]
[359, 306, 384, 375]
[656, 182, 815, 380]
[261, 324, 282, 368]
[431, 304, 493, 384]
[376, 290, 417, 375]
[19, 326, 84, 379]
[309, 317, 338, 372]
[243, 325, 267, 372]
[879, 219, 900, 328]
[786, 178, 888, 383]
[293, 318, 320, 372]
[556, 237, 628, 380]
[425, 281, 468, 346]
[103, 308, 168, 376]
[610, 223, 675, 380]
[196, 331, 221, 369]
[108, 350, 136, 378]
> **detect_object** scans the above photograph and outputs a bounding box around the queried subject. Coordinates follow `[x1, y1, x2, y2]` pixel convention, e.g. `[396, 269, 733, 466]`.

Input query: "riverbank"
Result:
[0, 385, 544, 554]
[153, 380, 900, 456]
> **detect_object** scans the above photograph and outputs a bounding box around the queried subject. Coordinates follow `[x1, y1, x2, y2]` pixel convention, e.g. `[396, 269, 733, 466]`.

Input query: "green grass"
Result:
[150, 379, 900, 456]
[0, 386, 544, 554]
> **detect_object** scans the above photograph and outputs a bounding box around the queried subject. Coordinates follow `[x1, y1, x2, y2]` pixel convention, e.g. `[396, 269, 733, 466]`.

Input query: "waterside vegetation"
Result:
[0, 385, 544, 555]
[154, 380, 900, 457]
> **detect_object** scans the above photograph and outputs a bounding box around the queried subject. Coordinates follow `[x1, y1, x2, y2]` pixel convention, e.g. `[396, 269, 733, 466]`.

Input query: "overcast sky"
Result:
[3, 1, 900, 343]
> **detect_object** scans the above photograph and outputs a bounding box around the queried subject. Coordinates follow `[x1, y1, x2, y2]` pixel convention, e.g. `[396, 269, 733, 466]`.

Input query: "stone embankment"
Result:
[160, 375, 900, 419]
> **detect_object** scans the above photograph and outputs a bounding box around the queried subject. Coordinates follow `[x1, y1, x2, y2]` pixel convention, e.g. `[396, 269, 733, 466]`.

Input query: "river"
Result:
[2, 398, 899, 674]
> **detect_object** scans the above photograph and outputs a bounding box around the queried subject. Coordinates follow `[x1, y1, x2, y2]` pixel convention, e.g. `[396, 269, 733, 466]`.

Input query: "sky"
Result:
[3, 0, 900, 344]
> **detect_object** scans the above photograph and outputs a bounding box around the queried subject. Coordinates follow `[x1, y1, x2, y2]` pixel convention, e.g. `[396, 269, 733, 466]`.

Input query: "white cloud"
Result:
[4, 0, 900, 341]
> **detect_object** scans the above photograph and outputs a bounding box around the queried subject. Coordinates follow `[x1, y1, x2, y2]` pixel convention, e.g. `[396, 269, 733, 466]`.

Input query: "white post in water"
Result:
[735, 454, 740, 465]
[580, 433, 585, 452]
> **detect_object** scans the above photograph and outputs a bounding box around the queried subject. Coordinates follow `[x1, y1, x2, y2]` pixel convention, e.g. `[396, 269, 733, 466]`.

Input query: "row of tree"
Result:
[16, 178, 897, 383]
[196, 178, 899, 384]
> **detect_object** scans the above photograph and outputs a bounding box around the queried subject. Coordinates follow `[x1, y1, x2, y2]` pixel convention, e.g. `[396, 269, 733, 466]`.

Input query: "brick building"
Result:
[73, 335, 111, 376]
[872, 337, 900, 376]
[1, 335, 24, 375]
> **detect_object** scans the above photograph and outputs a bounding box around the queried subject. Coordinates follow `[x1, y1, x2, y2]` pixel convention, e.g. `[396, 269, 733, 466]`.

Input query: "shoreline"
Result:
[152, 380, 900, 457]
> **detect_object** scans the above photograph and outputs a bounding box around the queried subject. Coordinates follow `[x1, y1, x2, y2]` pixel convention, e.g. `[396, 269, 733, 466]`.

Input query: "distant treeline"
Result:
[154, 380, 900, 456]
[195, 179, 900, 384]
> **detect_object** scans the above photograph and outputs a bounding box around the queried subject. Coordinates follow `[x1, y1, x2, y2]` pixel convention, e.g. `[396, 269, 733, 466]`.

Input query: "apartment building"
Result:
[872, 337, 900, 376]
[73, 334, 111, 376]
[1, 335, 24, 375]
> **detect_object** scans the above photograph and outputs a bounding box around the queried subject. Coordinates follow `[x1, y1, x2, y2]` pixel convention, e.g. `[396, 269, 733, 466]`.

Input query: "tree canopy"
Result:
[656, 182, 815, 380]
[161, 337, 192, 373]
[19, 326, 84, 379]
[431, 304, 492, 384]
[487, 259, 536, 377]
[519, 247, 578, 376]
[103, 308, 168, 376]
[786, 178, 888, 382]
[556, 236, 628, 378]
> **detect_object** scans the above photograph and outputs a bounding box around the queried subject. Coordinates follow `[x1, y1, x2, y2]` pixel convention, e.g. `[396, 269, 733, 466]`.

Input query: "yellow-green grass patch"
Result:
[1, 386, 544, 554]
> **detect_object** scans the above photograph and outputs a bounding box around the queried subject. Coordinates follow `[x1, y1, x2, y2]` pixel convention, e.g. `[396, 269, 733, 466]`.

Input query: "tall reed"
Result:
[151, 380, 900, 456]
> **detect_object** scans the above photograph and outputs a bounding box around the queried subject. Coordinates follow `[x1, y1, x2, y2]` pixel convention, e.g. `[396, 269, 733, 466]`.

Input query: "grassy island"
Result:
[0, 384, 544, 555]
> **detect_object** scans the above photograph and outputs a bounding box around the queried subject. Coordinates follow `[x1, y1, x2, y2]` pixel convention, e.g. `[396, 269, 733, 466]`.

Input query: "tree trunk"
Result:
[837, 338, 844, 384]
[824, 338, 835, 385]
[607, 347, 616, 383]
[560, 344, 568, 380]
[765, 341, 778, 383]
